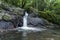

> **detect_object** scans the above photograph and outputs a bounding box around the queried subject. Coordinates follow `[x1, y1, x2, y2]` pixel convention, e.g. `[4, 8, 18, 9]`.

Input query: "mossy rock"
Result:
[0, 13, 3, 20]
[2, 15, 12, 21]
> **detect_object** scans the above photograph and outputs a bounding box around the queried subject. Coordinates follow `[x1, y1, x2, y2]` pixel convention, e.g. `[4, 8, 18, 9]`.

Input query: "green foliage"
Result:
[37, 0, 60, 25]
[39, 10, 58, 24]
[1, 0, 33, 8]
[1, 0, 22, 7]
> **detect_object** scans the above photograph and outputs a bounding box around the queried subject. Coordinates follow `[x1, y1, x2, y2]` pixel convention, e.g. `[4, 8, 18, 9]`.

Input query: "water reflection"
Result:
[0, 31, 60, 40]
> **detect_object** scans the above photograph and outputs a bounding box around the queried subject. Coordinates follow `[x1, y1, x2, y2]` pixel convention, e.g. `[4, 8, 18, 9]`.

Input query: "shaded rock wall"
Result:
[0, 3, 24, 29]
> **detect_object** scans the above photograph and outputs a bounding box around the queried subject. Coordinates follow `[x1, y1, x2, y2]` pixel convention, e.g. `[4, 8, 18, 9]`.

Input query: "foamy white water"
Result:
[23, 12, 28, 27]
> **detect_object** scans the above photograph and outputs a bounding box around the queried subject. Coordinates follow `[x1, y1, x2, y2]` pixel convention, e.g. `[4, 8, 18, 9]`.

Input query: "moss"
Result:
[2, 15, 12, 20]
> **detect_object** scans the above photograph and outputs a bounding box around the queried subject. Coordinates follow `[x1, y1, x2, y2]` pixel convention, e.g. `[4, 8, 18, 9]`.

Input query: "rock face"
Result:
[0, 21, 14, 29]
[0, 4, 24, 29]
[27, 17, 49, 28]
[0, 10, 23, 28]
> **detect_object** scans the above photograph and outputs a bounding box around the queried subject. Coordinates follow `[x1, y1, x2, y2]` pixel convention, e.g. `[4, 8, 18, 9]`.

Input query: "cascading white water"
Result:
[23, 12, 28, 27]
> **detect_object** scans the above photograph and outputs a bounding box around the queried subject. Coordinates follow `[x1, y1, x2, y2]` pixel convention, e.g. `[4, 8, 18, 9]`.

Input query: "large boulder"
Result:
[27, 17, 49, 28]
[0, 21, 14, 29]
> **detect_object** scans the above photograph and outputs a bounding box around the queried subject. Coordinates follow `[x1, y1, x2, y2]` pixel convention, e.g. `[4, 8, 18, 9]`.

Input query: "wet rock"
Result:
[29, 13, 38, 17]
[0, 21, 14, 29]
[18, 17, 23, 27]
[46, 23, 60, 29]
[27, 17, 49, 28]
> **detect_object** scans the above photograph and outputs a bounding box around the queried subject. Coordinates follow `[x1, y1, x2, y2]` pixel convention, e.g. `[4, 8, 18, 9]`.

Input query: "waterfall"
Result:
[17, 12, 46, 32]
[23, 12, 28, 27]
